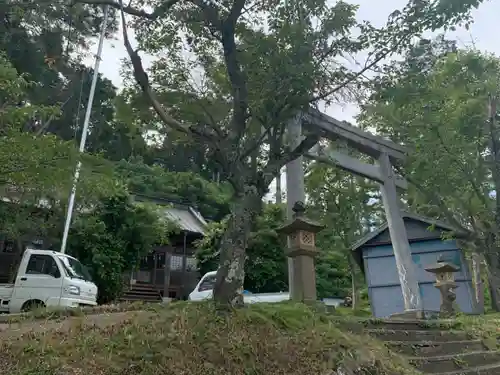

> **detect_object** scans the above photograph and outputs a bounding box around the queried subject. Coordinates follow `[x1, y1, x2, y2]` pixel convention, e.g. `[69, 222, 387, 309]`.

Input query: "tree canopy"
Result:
[0, 0, 494, 308]
[360, 37, 500, 309]
[96, 0, 485, 306]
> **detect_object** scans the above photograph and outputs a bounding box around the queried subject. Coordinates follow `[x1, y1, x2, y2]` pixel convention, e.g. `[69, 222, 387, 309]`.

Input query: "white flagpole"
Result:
[60, 5, 109, 254]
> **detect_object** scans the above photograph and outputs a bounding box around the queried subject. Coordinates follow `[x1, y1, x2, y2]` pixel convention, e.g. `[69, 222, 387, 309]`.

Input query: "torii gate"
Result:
[285, 109, 422, 313]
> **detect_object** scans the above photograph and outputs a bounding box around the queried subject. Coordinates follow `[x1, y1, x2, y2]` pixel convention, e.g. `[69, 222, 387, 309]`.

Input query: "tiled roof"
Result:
[163, 206, 207, 234]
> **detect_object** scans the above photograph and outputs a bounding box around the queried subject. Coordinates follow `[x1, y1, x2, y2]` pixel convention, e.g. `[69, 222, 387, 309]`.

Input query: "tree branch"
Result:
[240, 122, 274, 161]
[262, 133, 320, 186]
[433, 125, 490, 210]
[395, 165, 474, 238]
[35, 94, 74, 136]
[226, 0, 246, 26]
[311, 32, 411, 103]
[190, 0, 249, 144]
[119, 0, 213, 141]
[75, 0, 178, 19]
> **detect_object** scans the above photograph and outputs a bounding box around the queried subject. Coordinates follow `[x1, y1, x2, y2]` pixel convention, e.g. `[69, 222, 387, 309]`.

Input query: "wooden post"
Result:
[163, 251, 172, 299]
[152, 251, 158, 285]
[181, 231, 187, 299]
[378, 153, 423, 313]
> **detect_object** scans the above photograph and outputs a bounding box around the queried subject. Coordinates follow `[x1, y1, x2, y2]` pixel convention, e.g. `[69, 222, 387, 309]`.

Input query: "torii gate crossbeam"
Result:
[285, 109, 422, 315]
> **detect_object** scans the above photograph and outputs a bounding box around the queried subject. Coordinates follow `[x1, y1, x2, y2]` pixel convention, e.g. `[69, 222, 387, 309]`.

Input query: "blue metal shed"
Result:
[352, 212, 477, 318]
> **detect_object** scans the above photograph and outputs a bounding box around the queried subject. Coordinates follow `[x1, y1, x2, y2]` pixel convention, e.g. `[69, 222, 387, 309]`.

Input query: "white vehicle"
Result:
[188, 271, 289, 303]
[0, 248, 98, 313]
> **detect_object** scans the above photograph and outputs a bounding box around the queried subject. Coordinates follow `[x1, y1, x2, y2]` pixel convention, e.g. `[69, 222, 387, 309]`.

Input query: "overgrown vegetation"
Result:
[1, 0, 496, 313]
[0, 303, 420, 375]
[452, 312, 500, 339]
[360, 38, 500, 310]
[0, 301, 155, 324]
[65, 192, 178, 303]
[195, 203, 369, 300]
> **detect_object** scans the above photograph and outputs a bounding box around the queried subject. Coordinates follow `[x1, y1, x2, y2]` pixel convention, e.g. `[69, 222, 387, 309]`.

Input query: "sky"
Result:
[85, 0, 498, 201]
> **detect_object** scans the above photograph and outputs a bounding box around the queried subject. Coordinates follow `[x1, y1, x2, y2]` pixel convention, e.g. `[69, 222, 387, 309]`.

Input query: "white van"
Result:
[0, 248, 98, 313]
[188, 271, 289, 303]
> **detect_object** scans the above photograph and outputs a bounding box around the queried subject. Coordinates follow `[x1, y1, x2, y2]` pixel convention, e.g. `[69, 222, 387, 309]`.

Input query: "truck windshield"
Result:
[198, 275, 216, 291]
[58, 255, 93, 282]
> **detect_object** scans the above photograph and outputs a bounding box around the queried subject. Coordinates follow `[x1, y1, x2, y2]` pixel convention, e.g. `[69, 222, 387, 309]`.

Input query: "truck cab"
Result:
[188, 271, 217, 301]
[0, 248, 98, 313]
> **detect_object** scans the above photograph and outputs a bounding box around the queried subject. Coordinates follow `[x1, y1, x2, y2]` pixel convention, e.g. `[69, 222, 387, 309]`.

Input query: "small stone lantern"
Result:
[425, 255, 460, 318]
[277, 201, 325, 303]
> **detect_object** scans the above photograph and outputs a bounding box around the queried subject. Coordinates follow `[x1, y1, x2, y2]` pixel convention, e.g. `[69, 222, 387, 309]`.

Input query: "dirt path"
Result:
[0, 311, 154, 339]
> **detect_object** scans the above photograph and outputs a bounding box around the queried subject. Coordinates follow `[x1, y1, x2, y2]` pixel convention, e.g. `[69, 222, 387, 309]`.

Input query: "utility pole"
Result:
[60, 5, 109, 254]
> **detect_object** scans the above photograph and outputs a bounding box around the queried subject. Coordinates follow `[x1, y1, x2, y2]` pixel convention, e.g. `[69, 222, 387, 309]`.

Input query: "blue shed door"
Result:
[370, 283, 474, 317]
[370, 286, 406, 317]
[364, 243, 475, 318]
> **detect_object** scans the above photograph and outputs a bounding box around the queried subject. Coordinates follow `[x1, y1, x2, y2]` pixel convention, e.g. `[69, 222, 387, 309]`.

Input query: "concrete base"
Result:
[390, 310, 440, 320]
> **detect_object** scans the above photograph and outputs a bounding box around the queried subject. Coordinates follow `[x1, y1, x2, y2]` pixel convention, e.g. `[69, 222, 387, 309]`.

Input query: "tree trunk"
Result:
[487, 269, 500, 312]
[213, 186, 262, 307]
[484, 249, 500, 311]
[347, 253, 359, 310]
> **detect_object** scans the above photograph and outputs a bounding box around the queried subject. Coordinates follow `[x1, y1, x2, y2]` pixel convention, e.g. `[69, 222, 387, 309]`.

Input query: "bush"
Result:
[66, 192, 174, 303]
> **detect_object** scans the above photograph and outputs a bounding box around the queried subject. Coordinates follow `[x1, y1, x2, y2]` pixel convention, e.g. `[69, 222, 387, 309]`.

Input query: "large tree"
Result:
[196, 204, 288, 294]
[74, 0, 484, 306]
[360, 38, 500, 309]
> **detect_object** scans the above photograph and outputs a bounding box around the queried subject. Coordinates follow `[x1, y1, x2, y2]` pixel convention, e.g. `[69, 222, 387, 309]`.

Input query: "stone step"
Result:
[433, 362, 500, 375]
[120, 293, 162, 302]
[367, 329, 472, 342]
[410, 351, 500, 374]
[128, 284, 159, 291]
[128, 293, 161, 299]
[387, 340, 485, 357]
[127, 288, 161, 296]
[338, 318, 459, 332]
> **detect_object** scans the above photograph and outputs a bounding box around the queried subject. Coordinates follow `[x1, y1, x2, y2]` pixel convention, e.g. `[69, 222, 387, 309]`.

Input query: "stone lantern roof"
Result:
[425, 255, 460, 274]
[276, 201, 325, 235]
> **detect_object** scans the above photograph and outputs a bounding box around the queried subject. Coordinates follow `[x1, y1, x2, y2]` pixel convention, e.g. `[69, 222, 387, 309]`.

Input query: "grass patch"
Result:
[452, 312, 500, 339]
[331, 306, 372, 317]
[0, 302, 420, 375]
[0, 301, 160, 324]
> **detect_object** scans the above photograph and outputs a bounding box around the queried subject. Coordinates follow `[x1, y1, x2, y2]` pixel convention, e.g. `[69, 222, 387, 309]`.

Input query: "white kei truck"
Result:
[0, 248, 98, 313]
[188, 271, 290, 303]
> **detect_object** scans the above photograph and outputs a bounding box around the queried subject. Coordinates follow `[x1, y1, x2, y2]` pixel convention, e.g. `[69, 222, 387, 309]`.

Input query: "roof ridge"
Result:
[351, 212, 465, 252]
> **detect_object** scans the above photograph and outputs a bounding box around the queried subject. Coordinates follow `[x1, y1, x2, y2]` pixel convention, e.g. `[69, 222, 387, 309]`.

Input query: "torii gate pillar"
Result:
[286, 111, 423, 315]
[285, 115, 305, 297]
[378, 153, 423, 315]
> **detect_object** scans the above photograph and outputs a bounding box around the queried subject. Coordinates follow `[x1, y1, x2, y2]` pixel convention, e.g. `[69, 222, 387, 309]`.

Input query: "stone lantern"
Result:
[425, 255, 460, 318]
[277, 201, 325, 303]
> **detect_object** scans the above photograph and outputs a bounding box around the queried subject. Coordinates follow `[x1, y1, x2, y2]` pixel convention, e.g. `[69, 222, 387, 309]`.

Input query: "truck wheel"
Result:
[21, 300, 45, 312]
